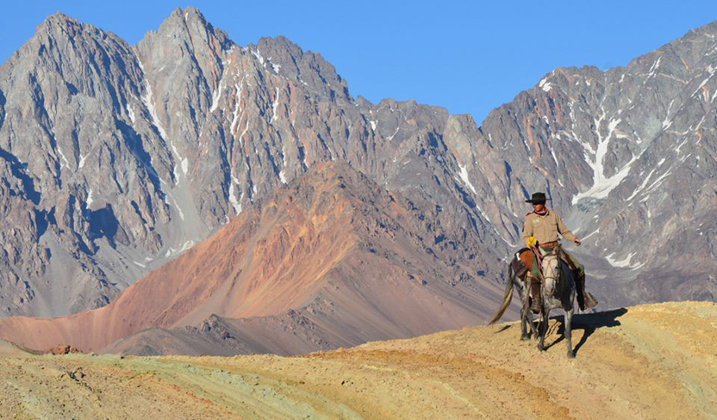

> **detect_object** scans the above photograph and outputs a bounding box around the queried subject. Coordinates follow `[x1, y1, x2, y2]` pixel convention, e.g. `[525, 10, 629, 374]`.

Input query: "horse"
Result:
[488, 247, 577, 358]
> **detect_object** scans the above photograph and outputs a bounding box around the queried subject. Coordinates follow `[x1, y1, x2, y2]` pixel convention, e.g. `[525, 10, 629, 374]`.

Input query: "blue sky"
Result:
[3, 1, 717, 123]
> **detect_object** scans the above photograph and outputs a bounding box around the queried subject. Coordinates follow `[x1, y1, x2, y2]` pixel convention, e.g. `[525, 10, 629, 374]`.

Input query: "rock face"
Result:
[0, 162, 511, 353]
[0, 7, 715, 319]
[0, 8, 507, 317]
[481, 24, 717, 306]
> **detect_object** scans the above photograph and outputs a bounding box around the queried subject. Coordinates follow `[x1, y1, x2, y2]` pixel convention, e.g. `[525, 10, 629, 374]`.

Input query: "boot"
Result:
[576, 271, 598, 311]
[530, 277, 542, 313]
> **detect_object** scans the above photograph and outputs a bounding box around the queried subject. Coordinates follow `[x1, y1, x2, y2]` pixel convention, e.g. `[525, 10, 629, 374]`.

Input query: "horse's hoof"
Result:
[538, 344, 545, 352]
[521, 335, 530, 341]
[567, 351, 576, 359]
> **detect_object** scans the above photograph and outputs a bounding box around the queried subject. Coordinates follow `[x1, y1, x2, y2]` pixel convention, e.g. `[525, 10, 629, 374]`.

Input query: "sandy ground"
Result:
[1, 301, 715, 420]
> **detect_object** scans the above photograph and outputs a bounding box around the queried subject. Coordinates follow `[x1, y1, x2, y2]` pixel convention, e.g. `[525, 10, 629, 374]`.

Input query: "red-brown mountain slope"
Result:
[0, 161, 513, 353]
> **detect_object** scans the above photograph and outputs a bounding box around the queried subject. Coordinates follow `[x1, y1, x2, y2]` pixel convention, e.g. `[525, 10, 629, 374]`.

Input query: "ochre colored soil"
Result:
[1, 301, 715, 419]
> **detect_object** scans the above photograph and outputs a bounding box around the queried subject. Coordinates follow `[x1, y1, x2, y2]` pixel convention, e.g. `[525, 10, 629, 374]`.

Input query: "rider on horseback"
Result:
[522, 192, 598, 313]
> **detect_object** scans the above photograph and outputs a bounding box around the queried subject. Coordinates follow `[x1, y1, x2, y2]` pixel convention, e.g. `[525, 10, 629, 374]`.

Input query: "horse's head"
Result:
[540, 249, 560, 296]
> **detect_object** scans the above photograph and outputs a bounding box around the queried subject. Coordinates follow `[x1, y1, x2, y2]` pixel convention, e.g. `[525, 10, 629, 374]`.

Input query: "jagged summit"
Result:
[37, 11, 80, 30]
[32, 10, 125, 49]
[146, 6, 232, 48]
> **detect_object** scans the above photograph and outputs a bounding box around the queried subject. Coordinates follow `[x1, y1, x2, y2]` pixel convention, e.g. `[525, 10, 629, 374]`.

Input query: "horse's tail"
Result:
[487, 263, 515, 325]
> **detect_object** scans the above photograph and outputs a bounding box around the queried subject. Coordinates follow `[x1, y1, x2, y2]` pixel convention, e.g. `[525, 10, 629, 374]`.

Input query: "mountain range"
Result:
[0, 7, 715, 353]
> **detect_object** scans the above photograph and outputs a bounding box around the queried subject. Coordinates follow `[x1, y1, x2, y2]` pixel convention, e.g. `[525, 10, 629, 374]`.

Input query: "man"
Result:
[521, 192, 598, 312]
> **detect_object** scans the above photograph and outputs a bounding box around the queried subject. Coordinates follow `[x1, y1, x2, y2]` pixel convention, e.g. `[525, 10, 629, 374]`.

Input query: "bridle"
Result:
[541, 250, 561, 294]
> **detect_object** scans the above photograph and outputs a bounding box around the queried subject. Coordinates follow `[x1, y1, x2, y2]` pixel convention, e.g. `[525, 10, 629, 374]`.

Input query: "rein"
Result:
[529, 245, 544, 281]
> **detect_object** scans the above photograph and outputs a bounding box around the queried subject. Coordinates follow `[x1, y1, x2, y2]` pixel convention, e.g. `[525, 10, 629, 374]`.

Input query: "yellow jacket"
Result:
[521, 208, 577, 245]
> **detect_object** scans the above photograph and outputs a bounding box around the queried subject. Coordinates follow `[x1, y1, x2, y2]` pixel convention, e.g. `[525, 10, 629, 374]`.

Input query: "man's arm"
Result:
[521, 215, 533, 244]
[556, 213, 579, 244]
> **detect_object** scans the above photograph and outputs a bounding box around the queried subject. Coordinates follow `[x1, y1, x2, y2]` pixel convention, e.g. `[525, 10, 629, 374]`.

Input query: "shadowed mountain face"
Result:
[0, 6, 715, 321]
[0, 162, 512, 354]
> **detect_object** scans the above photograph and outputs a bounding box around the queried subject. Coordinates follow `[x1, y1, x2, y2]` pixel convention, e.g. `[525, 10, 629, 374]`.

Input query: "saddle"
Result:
[511, 248, 531, 280]
[513, 246, 575, 313]
[513, 246, 576, 283]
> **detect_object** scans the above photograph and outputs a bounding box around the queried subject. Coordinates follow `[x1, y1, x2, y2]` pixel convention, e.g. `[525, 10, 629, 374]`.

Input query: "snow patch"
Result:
[583, 229, 600, 241]
[692, 76, 712, 97]
[228, 178, 243, 215]
[387, 127, 400, 141]
[231, 78, 245, 136]
[239, 126, 249, 144]
[181, 158, 189, 175]
[648, 56, 662, 77]
[141, 79, 168, 141]
[370, 120, 377, 131]
[674, 139, 689, 154]
[126, 103, 135, 123]
[573, 116, 632, 204]
[538, 77, 553, 92]
[86, 189, 94, 207]
[57, 147, 70, 169]
[279, 171, 287, 184]
[606, 252, 642, 269]
[210, 84, 222, 112]
[140, 64, 183, 185]
[550, 149, 559, 165]
[251, 49, 265, 66]
[662, 99, 675, 129]
[270, 87, 280, 124]
[457, 165, 476, 194]
[627, 169, 656, 201]
[166, 192, 185, 221]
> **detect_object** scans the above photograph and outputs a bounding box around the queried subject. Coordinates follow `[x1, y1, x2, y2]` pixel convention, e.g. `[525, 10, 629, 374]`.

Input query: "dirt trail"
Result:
[1, 302, 715, 419]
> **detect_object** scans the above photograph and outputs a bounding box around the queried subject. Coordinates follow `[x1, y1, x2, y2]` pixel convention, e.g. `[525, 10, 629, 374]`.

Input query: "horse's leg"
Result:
[520, 285, 535, 341]
[537, 308, 549, 351]
[520, 308, 530, 341]
[565, 307, 575, 358]
[527, 309, 539, 340]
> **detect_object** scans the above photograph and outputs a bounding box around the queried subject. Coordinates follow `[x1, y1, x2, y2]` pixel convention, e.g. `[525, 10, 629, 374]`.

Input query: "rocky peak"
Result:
[254, 36, 351, 103]
[147, 7, 233, 56]
[135, 7, 233, 110]
[36, 12, 81, 35]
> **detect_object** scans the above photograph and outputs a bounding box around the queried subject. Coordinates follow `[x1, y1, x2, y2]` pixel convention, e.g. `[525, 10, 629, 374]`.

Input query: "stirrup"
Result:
[583, 292, 598, 309]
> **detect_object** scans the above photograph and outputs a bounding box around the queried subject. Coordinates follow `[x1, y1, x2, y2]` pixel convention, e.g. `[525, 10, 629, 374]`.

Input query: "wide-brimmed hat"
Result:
[525, 192, 547, 204]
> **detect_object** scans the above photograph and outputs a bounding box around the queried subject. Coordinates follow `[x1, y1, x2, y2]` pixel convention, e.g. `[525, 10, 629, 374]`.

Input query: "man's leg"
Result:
[563, 250, 598, 310]
[530, 259, 541, 313]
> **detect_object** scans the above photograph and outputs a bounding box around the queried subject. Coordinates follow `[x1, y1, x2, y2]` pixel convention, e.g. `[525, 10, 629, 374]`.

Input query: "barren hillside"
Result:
[1, 301, 714, 419]
[0, 161, 511, 354]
